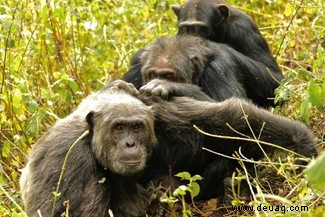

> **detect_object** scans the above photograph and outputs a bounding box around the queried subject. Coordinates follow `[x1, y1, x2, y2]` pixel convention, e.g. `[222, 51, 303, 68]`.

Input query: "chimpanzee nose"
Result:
[126, 141, 135, 148]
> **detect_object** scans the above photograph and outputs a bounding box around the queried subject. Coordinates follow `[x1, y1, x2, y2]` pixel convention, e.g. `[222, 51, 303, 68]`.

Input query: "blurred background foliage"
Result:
[0, 0, 324, 216]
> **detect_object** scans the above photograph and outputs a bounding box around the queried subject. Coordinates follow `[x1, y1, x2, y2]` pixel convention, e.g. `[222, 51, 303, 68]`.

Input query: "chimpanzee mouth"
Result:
[118, 159, 142, 166]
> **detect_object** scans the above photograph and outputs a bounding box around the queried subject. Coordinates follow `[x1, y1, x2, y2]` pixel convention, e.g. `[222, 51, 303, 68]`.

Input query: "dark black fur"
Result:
[171, 0, 284, 107]
[124, 35, 281, 106]
[139, 94, 317, 199]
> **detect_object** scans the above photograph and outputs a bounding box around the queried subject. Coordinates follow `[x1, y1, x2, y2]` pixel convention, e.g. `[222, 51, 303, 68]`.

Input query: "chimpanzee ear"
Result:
[171, 5, 181, 18]
[216, 4, 229, 18]
[86, 111, 95, 131]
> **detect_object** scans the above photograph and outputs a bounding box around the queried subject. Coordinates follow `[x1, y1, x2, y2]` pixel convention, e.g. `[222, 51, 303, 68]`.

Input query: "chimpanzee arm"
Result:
[170, 97, 317, 158]
[144, 96, 316, 200]
[140, 79, 214, 101]
[149, 95, 316, 159]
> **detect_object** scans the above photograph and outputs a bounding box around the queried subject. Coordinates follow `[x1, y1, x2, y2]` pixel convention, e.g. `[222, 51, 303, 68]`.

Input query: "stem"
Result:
[51, 130, 89, 217]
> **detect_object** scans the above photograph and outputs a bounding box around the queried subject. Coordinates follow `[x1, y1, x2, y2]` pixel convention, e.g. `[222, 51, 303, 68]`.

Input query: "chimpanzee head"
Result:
[86, 93, 157, 175]
[172, 0, 230, 41]
[139, 36, 212, 85]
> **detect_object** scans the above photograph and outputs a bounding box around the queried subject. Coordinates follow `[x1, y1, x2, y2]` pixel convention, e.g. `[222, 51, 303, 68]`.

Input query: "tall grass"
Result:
[0, 0, 323, 216]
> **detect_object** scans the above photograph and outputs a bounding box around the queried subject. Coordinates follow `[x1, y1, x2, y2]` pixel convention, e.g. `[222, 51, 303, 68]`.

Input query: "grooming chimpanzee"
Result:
[172, 0, 284, 83]
[20, 81, 157, 217]
[124, 35, 280, 107]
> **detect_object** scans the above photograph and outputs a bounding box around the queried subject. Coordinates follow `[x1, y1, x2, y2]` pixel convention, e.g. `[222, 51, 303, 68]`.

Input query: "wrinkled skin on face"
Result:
[87, 101, 156, 175]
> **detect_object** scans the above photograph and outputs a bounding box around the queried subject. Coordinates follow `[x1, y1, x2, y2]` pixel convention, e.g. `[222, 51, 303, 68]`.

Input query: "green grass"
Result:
[0, 0, 324, 216]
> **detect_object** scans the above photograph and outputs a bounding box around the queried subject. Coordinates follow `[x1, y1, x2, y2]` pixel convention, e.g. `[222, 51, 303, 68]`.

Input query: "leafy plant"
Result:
[305, 152, 325, 191]
[160, 172, 203, 217]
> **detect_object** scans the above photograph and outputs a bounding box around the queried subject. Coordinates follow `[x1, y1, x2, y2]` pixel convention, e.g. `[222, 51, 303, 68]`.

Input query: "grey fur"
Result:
[20, 80, 156, 217]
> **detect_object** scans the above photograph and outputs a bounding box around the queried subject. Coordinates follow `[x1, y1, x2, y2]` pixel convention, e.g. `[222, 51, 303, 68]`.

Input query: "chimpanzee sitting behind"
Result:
[124, 35, 281, 107]
[172, 0, 284, 102]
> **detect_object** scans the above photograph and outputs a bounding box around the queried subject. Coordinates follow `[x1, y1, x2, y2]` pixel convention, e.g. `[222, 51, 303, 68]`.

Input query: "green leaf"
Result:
[27, 100, 39, 113]
[297, 69, 311, 81]
[308, 81, 322, 107]
[27, 116, 40, 137]
[305, 152, 325, 191]
[160, 197, 178, 204]
[300, 98, 310, 123]
[191, 174, 203, 182]
[11, 212, 17, 217]
[2, 141, 11, 158]
[189, 182, 200, 198]
[284, 3, 295, 17]
[173, 185, 187, 196]
[175, 172, 191, 181]
[37, 108, 47, 118]
[0, 5, 9, 14]
[6, 39, 15, 48]
[12, 90, 22, 108]
[67, 79, 79, 92]
[61, 89, 72, 103]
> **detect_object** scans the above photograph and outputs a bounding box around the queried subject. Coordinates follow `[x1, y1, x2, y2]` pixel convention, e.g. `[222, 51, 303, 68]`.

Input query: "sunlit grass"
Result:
[0, 0, 323, 216]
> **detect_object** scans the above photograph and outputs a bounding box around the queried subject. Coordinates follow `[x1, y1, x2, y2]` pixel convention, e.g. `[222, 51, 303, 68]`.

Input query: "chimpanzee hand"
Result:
[102, 80, 139, 96]
[140, 79, 173, 99]
[140, 79, 214, 101]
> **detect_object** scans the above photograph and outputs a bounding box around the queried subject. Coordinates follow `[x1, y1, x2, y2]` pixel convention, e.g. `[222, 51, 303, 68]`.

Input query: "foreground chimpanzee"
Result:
[124, 35, 280, 107]
[20, 81, 157, 217]
[172, 0, 284, 92]
[21, 80, 317, 216]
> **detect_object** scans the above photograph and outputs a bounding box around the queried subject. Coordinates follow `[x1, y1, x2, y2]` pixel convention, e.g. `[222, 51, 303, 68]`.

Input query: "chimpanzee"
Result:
[124, 35, 281, 107]
[171, 0, 284, 106]
[20, 81, 157, 217]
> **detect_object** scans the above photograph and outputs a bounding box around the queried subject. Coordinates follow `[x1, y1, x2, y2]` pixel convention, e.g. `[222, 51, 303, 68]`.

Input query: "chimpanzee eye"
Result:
[114, 123, 123, 132]
[132, 122, 143, 131]
[164, 74, 174, 80]
[149, 71, 157, 80]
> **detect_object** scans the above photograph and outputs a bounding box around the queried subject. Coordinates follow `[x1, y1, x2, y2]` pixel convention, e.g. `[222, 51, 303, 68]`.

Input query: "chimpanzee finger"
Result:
[117, 81, 139, 96]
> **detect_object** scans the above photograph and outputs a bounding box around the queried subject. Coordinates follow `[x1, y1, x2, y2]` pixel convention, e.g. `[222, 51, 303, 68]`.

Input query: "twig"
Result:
[0, 185, 27, 216]
[51, 130, 90, 217]
[193, 125, 305, 158]
[1, 1, 19, 94]
[275, 1, 304, 59]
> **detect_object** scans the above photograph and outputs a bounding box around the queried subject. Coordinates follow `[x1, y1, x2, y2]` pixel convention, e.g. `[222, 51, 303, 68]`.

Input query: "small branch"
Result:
[275, 0, 304, 59]
[238, 103, 271, 162]
[193, 125, 305, 158]
[51, 130, 90, 217]
[0, 185, 27, 216]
